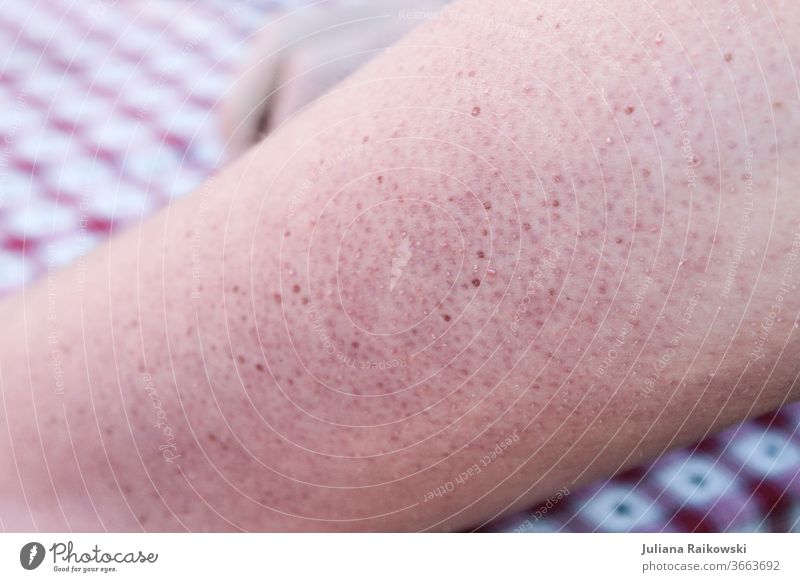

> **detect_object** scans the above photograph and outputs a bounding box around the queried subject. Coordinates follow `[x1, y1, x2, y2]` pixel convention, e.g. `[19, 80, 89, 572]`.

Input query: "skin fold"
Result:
[1, 0, 800, 532]
[220, 0, 452, 157]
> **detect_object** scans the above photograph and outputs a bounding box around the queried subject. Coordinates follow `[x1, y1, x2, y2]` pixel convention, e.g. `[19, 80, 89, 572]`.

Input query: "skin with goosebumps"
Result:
[1, 0, 800, 532]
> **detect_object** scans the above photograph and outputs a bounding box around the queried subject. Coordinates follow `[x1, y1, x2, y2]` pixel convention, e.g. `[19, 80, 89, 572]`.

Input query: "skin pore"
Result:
[1, 0, 799, 531]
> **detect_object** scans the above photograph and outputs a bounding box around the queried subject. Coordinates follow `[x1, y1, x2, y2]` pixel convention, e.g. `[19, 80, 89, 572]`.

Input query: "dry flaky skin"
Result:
[1, 0, 800, 532]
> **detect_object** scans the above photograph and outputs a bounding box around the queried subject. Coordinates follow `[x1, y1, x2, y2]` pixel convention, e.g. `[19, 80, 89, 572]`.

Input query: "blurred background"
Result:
[1, 0, 799, 532]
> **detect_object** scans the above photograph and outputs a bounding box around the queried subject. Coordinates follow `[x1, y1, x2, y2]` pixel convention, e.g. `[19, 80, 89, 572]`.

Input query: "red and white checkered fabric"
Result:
[1, 0, 799, 533]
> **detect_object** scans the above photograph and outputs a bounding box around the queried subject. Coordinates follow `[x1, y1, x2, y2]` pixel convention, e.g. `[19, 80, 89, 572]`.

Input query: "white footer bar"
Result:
[1, 533, 797, 581]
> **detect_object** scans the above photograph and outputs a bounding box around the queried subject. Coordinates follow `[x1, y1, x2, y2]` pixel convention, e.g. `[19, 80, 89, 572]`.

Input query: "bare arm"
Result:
[2, 0, 800, 531]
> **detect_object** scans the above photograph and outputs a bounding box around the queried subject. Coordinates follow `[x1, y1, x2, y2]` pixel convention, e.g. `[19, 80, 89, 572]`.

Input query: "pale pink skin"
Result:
[219, 0, 450, 157]
[2, 0, 800, 532]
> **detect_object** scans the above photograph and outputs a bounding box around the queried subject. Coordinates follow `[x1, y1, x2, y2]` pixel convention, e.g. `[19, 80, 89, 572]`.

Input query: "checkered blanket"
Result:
[1, 0, 798, 532]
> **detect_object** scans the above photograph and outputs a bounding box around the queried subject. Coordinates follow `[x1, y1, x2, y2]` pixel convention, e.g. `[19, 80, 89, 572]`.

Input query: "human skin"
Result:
[220, 0, 451, 157]
[1, 0, 800, 532]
